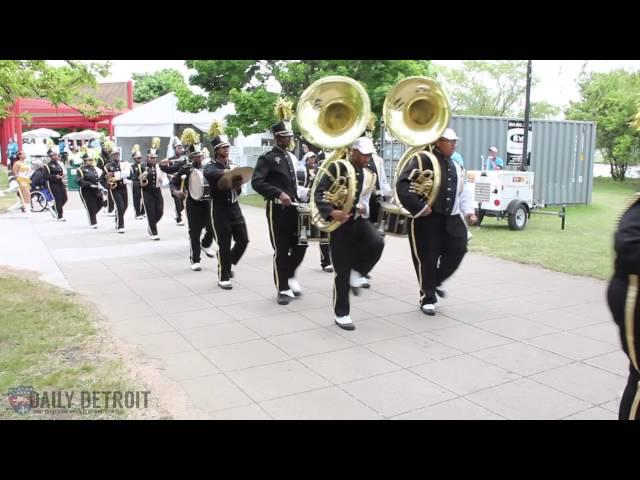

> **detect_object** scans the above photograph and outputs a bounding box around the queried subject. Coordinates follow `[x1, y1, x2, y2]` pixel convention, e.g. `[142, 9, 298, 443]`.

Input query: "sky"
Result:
[52, 59, 640, 115]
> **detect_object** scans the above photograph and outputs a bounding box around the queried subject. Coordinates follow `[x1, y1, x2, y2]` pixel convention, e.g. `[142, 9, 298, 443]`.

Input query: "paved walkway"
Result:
[0, 187, 626, 419]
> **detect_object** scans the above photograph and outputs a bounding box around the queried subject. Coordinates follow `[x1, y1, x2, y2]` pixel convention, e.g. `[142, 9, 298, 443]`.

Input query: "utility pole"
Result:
[521, 60, 532, 172]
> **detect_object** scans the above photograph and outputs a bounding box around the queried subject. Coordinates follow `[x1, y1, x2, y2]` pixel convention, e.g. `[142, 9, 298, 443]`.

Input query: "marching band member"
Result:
[252, 99, 308, 305]
[129, 144, 146, 219]
[75, 153, 103, 228]
[100, 147, 129, 233]
[160, 135, 188, 226]
[141, 138, 164, 240]
[300, 150, 333, 273]
[313, 136, 385, 331]
[44, 149, 68, 222]
[98, 140, 115, 215]
[607, 192, 640, 420]
[171, 143, 217, 271]
[204, 123, 249, 289]
[396, 128, 477, 316]
[364, 114, 393, 226]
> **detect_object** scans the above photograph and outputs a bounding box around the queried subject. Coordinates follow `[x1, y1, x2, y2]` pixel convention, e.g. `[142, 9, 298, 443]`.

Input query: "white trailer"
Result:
[465, 170, 565, 230]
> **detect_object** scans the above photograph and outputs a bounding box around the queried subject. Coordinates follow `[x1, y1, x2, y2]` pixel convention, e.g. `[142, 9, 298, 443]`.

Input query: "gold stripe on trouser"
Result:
[630, 385, 640, 420]
[109, 189, 118, 229]
[267, 201, 280, 292]
[141, 190, 153, 236]
[78, 189, 91, 225]
[209, 201, 222, 281]
[625, 274, 639, 372]
[47, 181, 57, 216]
[329, 232, 337, 311]
[625, 274, 639, 420]
[409, 219, 425, 305]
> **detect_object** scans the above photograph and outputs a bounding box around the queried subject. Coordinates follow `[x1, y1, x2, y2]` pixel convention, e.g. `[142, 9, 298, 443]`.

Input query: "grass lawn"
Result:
[0, 271, 154, 419]
[239, 194, 267, 208]
[0, 166, 19, 213]
[468, 177, 639, 280]
[238, 179, 639, 280]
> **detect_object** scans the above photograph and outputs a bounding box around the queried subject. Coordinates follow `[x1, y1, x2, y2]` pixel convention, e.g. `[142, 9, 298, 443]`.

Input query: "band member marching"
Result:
[160, 135, 188, 226]
[396, 128, 477, 316]
[97, 140, 115, 215]
[44, 149, 68, 221]
[76, 153, 103, 228]
[364, 114, 393, 228]
[204, 122, 249, 289]
[100, 147, 129, 233]
[141, 138, 164, 240]
[314, 136, 385, 330]
[299, 149, 333, 273]
[129, 144, 146, 219]
[170, 130, 217, 271]
[607, 192, 640, 420]
[252, 98, 308, 305]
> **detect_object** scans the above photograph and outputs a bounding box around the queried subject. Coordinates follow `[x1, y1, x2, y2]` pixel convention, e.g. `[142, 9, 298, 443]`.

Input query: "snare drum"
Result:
[296, 203, 329, 245]
[378, 201, 411, 237]
[189, 169, 211, 201]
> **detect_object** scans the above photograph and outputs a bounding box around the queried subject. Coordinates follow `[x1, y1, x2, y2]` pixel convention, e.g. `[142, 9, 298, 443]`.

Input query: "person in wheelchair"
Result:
[29, 159, 54, 213]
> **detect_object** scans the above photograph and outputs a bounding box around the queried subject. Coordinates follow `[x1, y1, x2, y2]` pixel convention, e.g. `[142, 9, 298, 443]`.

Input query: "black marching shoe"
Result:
[322, 265, 334, 273]
[277, 293, 291, 305]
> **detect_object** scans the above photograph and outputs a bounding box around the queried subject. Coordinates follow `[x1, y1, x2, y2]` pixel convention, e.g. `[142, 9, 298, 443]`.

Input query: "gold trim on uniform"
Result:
[625, 274, 639, 372]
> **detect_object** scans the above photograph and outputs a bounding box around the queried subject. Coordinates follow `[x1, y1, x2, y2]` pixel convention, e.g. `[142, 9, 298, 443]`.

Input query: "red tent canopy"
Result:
[1, 80, 133, 165]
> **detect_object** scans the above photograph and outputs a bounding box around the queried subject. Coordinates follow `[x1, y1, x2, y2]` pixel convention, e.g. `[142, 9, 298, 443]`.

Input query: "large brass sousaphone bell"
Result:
[378, 77, 451, 235]
[297, 76, 371, 233]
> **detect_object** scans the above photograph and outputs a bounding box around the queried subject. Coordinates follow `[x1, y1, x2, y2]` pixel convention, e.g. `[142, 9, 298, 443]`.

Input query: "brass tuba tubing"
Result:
[296, 76, 371, 233]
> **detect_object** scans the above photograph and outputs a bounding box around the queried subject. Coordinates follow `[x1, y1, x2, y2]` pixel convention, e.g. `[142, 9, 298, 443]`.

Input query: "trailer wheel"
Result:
[508, 204, 528, 230]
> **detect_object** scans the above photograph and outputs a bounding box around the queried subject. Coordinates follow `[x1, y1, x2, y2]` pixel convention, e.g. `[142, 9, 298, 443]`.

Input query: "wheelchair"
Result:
[30, 186, 53, 213]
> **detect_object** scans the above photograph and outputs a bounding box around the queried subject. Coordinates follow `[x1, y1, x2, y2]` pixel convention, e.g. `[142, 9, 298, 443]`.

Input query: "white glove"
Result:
[297, 186, 309, 202]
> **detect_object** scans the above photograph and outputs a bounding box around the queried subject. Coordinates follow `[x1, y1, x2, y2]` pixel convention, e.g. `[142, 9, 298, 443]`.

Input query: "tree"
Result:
[437, 60, 560, 119]
[0, 60, 111, 119]
[566, 69, 640, 181]
[132, 68, 190, 103]
[179, 60, 435, 138]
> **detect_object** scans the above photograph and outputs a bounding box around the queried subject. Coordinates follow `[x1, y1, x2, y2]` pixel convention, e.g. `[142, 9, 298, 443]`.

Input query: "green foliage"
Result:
[132, 68, 190, 104]
[566, 69, 640, 181]
[0, 60, 110, 119]
[180, 60, 434, 139]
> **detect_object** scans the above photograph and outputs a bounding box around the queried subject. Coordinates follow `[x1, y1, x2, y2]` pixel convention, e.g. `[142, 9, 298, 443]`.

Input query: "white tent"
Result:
[113, 92, 230, 138]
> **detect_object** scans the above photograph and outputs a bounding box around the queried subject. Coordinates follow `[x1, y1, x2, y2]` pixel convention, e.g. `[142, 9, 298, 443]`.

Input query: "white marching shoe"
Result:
[335, 315, 355, 331]
[191, 263, 202, 271]
[421, 304, 436, 316]
[288, 278, 302, 296]
[218, 280, 232, 290]
[202, 245, 216, 258]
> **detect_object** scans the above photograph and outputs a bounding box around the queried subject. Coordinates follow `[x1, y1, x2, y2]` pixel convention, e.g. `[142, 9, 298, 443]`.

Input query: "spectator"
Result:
[486, 147, 504, 170]
[451, 151, 464, 169]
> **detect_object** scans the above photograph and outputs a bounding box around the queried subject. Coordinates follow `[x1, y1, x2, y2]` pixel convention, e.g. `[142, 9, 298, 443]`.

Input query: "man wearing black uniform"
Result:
[314, 136, 385, 330]
[129, 145, 146, 219]
[100, 148, 129, 233]
[204, 135, 249, 289]
[396, 128, 477, 316]
[43, 149, 68, 222]
[76, 153, 102, 228]
[252, 120, 307, 305]
[171, 145, 217, 271]
[97, 142, 114, 215]
[141, 147, 164, 240]
[300, 151, 333, 273]
[160, 136, 188, 226]
[607, 192, 640, 420]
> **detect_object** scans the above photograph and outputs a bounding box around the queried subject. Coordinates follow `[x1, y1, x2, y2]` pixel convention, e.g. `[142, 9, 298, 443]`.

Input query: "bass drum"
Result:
[188, 169, 211, 201]
[377, 201, 411, 236]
